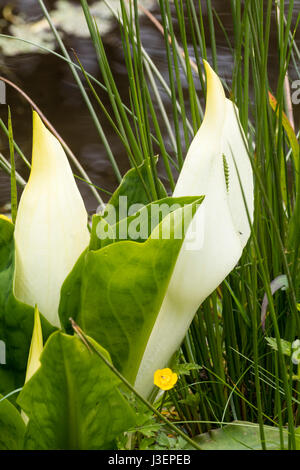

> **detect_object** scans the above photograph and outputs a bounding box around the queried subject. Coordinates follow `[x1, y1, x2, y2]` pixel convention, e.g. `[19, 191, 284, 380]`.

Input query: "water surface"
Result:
[0, 0, 299, 213]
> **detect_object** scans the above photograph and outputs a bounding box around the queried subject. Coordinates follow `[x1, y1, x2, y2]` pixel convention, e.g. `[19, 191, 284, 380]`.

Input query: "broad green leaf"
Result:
[89, 196, 201, 251]
[189, 421, 290, 450]
[0, 393, 26, 450]
[111, 196, 202, 244]
[59, 198, 202, 385]
[89, 216, 114, 251]
[0, 218, 55, 397]
[17, 331, 136, 450]
[59, 196, 202, 334]
[107, 159, 167, 222]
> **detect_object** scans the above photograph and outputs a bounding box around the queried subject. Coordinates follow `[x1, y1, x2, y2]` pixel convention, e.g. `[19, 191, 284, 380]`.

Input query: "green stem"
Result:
[70, 319, 203, 451]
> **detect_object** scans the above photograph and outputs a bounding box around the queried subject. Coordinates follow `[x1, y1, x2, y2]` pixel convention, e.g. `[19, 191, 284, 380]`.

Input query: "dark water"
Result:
[0, 0, 299, 213]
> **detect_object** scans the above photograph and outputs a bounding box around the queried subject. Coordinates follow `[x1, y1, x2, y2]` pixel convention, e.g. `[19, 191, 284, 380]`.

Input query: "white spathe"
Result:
[25, 305, 43, 384]
[134, 61, 254, 397]
[14, 112, 90, 328]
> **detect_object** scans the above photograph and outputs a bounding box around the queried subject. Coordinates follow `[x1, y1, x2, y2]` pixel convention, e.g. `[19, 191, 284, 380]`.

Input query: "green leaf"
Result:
[265, 337, 292, 356]
[107, 159, 168, 222]
[89, 216, 115, 251]
[0, 393, 26, 450]
[17, 331, 136, 450]
[92, 196, 201, 249]
[59, 196, 202, 334]
[136, 422, 161, 438]
[0, 218, 56, 397]
[59, 197, 203, 385]
[172, 363, 201, 376]
[111, 196, 200, 244]
[189, 421, 290, 450]
[139, 437, 156, 449]
[179, 392, 201, 408]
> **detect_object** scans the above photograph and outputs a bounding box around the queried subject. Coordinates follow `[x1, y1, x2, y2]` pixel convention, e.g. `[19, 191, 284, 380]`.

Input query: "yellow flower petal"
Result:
[154, 368, 178, 391]
[14, 112, 90, 327]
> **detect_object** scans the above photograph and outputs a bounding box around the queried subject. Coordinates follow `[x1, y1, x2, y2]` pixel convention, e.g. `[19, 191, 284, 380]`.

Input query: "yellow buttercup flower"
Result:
[154, 368, 178, 391]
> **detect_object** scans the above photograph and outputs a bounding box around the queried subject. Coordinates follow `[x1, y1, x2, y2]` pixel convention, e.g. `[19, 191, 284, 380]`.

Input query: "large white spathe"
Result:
[135, 61, 254, 397]
[14, 112, 90, 328]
